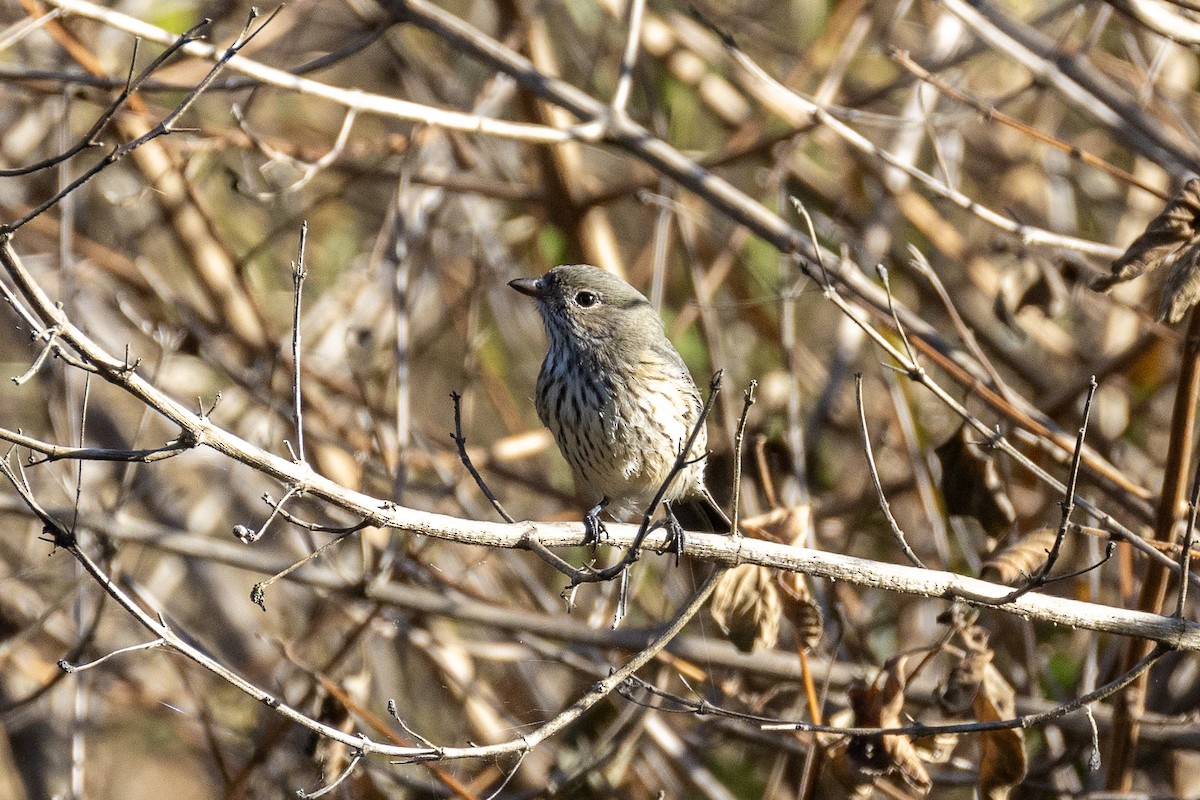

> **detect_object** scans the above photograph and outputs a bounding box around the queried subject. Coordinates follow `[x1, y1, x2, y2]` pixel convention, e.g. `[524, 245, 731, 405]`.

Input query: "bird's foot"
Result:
[654, 504, 686, 567]
[583, 499, 609, 553]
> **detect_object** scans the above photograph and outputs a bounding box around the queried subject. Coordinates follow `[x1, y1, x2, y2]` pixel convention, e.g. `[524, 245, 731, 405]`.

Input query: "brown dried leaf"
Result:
[937, 625, 994, 714]
[995, 257, 1070, 324]
[844, 657, 932, 794]
[935, 426, 1016, 535]
[913, 732, 959, 766]
[740, 504, 810, 545]
[1092, 178, 1200, 323]
[937, 629, 1024, 799]
[710, 564, 782, 652]
[733, 506, 821, 650]
[826, 733, 877, 799]
[981, 528, 1059, 584]
[975, 689, 1026, 799]
[778, 569, 822, 651]
[1160, 243, 1200, 323]
[979, 659, 1018, 721]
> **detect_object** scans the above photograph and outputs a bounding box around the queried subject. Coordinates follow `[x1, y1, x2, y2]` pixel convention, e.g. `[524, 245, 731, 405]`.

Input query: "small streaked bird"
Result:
[510, 264, 725, 552]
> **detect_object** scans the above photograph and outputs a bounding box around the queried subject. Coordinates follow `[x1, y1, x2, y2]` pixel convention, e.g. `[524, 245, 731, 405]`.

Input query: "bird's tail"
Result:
[674, 487, 731, 534]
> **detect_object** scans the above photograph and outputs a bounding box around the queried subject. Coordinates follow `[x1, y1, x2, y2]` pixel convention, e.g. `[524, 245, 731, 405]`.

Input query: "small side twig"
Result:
[729, 380, 758, 564]
[969, 377, 1100, 606]
[234, 486, 297, 545]
[59, 638, 167, 673]
[296, 747, 363, 799]
[386, 700, 441, 752]
[625, 371, 724, 559]
[234, 107, 360, 198]
[875, 264, 919, 372]
[855, 374, 927, 569]
[12, 325, 62, 385]
[906, 245, 1014, 403]
[290, 221, 308, 465]
[450, 391, 514, 523]
[1177, 453, 1200, 617]
[248, 507, 368, 611]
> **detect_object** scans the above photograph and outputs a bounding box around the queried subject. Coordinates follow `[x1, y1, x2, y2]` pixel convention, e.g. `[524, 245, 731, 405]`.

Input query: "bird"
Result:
[509, 264, 726, 554]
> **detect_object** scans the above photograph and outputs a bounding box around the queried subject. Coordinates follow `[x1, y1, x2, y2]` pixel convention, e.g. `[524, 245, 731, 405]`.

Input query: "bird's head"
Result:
[509, 265, 663, 356]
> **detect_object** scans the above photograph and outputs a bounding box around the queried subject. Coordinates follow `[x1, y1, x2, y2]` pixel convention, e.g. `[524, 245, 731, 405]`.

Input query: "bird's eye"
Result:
[575, 291, 598, 308]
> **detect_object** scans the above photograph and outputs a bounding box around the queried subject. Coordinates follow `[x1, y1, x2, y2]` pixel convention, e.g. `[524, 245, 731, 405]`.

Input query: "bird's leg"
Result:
[654, 502, 686, 566]
[583, 497, 610, 552]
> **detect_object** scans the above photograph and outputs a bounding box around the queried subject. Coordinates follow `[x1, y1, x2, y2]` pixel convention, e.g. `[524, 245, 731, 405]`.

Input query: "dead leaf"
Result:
[996, 256, 1070, 324]
[740, 504, 810, 545]
[975, 689, 1026, 799]
[778, 569, 823, 651]
[935, 426, 1016, 535]
[981, 528, 1059, 584]
[710, 564, 782, 652]
[734, 505, 823, 650]
[1092, 178, 1200, 323]
[937, 625, 993, 714]
[913, 731, 959, 766]
[935, 626, 1025, 798]
[843, 657, 932, 794]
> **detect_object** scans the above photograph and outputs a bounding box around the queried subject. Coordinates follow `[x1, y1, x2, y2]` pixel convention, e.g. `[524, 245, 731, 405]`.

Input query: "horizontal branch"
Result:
[1, 233, 1196, 653]
[4, 492, 1198, 749]
[43, 0, 575, 144]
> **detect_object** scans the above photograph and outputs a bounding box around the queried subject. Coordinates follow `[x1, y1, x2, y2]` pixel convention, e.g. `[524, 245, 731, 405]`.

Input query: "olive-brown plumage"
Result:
[510, 265, 717, 545]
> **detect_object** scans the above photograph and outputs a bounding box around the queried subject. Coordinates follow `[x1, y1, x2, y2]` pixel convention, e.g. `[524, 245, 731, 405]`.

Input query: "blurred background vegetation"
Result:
[2, 0, 1200, 797]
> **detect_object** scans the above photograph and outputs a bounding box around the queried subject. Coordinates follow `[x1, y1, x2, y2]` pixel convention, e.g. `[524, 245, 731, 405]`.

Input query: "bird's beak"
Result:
[509, 277, 544, 298]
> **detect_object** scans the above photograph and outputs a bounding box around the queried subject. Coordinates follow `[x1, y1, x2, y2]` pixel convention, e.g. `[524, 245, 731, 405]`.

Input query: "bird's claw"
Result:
[653, 505, 686, 567]
[583, 501, 609, 553]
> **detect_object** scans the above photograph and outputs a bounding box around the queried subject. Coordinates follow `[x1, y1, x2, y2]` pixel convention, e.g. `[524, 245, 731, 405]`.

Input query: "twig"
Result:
[969, 377, 1100, 605]
[12, 325, 62, 385]
[905, 244, 1014, 404]
[729, 380, 758, 563]
[451, 392, 514, 523]
[290, 221, 308, 464]
[0, 7, 63, 52]
[387, 700, 441, 751]
[235, 108, 360, 198]
[0, 23, 201, 177]
[1178, 455, 1200, 617]
[482, 748, 528, 800]
[609, 372, 725, 578]
[59, 638, 167, 673]
[889, 47, 1169, 200]
[610, 0, 647, 115]
[0, 426, 194, 464]
[234, 486, 297, 545]
[249, 523, 364, 612]
[620, 641, 1169, 741]
[297, 747, 363, 799]
[3, 7, 280, 233]
[875, 265, 919, 369]
[855, 374, 927, 569]
[41, 0, 576, 144]
[752, 436, 780, 510]
[271, 505, 371, 535]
